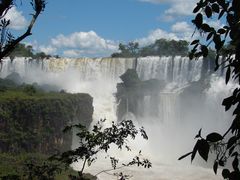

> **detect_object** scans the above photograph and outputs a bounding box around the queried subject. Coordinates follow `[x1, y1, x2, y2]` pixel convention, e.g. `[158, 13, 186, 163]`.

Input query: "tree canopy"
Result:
[9, 43, 51, 60]
[111, 39, 189, 58]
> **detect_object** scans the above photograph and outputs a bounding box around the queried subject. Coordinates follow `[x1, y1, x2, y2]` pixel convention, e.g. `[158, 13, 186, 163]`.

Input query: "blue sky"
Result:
[6, 0, 223, 57]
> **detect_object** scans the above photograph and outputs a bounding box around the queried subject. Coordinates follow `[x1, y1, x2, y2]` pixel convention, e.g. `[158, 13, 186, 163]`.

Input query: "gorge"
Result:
[0, 56, 233, 179]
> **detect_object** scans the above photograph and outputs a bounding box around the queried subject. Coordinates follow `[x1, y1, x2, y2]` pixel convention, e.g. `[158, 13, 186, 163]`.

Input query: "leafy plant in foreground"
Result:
[52, 119, 151, 179]
[180, 0, 240, 179]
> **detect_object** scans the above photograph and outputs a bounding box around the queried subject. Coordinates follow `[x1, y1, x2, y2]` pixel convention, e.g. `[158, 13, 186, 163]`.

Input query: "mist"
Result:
[1, 56, 233, 179]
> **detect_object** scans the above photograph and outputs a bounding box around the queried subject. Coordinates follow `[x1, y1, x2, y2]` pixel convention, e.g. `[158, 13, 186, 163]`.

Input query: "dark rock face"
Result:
[5, 72, 23, 85]
[116, 69, 165, 121]
[0, 92, 93, 154]
[178, 79, 209, 122]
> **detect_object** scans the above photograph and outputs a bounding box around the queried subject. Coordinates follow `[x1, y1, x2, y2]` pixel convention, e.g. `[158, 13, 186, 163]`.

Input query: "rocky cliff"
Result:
[116, 69, 165, 121]
[0, 81, 93, 154]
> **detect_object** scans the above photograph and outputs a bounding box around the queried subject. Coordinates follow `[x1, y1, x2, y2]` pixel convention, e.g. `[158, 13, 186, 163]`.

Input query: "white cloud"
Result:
[52, 31, 117, 50]
[5, 7, 28, 30]
[139, 0, 197, 19]
[171, 21, 194, 40]
[171, 21, 192, 33]
[165, 0, 197, 16]
[50, 31, 118, 57]
[39, 45, 57, 55]
[137, 29, 179, 46]
[63, 49, 81, 57]
[157, 15, 174, 22]
[137, 22, 195, 46]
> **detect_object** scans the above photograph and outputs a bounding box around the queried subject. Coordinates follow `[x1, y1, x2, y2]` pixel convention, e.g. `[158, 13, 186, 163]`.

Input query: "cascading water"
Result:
[0, 56, 231, 179]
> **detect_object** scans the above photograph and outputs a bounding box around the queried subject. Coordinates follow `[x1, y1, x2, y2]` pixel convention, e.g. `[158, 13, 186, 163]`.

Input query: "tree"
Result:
[112, 42, 139, 58]
[111, 39, 189, 57]
[0, 0, 46, 61]
[180, 0, 240, 179]
[52, 119, 151, 179]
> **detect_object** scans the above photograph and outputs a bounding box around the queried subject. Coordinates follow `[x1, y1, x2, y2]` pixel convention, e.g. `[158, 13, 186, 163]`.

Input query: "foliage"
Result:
[180, 0, 240, 179]
[140, 39, 189, 57]
[0, 153, 78, 180]
[9, 43, 51, 60]
[0, 0, 46, 61]
[0, 82, 93, 154]
[112, 42, 139, 58]
[111, 39, 189, 57]
[52, 119, 151, 179]
[22, 84, 37, 96]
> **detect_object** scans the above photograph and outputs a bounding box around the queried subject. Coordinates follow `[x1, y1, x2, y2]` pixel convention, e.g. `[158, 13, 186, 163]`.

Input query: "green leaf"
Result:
[201, 24, 212, 32]
[178, 152, 192, 161]
[201, 45, 208, 57]
[222, 96, 233, 111]
[211, 3, 219, 13]
[207, 32, 214, 41]
[213, 34, 222, 51]
[195, 13, 203, 28]
[217, 28, 226, 34]
[225, 67, 231, 84]
[232, 156, 239, 171]
[218, 9, 225, 19]
[205, 6, 212, 18]
[191, 40, 199, 45]
[222, 169, 230, 179]
[214, 55, 220, 71]
[197, 139, 210, 162]
[213, 161, 218, 174]
[193, 4, 201, 13]
[195, 128, 202, 138]
[206, 132, 223, 142]
[191, 140, 199, 162]
[227, 136, 237, 149]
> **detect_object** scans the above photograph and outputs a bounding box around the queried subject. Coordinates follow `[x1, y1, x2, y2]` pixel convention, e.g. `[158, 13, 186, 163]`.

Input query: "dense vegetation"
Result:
[0, 78, 93, 154]
[111, 39, 189, 58]
[0, 78, 95, 179]
[0, 153, 84, 180]
[9, 43, 52, 60]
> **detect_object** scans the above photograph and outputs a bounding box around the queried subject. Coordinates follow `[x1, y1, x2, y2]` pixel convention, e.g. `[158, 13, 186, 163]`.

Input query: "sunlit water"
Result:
[1, 57, 234, 179]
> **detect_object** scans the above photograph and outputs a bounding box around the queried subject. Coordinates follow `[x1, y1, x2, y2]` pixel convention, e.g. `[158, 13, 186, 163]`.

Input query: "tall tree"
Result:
[0, 0, 46, 61]
[180, 0, 240, 179]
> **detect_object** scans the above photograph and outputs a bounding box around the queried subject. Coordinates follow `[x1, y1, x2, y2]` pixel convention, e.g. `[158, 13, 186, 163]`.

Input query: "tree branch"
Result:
[95, 165, 127, 176]
[0, 0, 46, 60]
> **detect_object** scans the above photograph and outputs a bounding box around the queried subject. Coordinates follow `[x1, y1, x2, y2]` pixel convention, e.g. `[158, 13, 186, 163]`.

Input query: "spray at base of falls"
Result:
[0, 56, 233, 179]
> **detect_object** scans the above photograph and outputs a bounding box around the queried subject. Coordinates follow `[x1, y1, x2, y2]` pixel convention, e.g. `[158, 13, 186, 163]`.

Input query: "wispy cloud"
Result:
[137, 29, 179, 46]
[139, 0, 197, 20]
[137, 22, 194, 46]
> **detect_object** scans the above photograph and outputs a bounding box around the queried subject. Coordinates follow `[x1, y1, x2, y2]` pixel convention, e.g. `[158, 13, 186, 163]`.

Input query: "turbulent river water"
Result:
[1, 56, 234, 179]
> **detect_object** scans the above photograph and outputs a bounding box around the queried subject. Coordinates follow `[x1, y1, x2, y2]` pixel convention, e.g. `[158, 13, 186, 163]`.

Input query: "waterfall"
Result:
[0, 56, 203, 124]
[136, 56, 203, 86]
[0, 56, 228, 180]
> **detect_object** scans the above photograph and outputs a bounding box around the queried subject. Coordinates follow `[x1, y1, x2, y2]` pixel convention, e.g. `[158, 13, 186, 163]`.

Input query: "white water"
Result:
[0, 56, 233, 179]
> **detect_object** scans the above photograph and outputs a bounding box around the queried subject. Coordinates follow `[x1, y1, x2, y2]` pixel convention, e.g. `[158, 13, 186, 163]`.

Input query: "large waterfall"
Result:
[1, 56, 232, 179]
